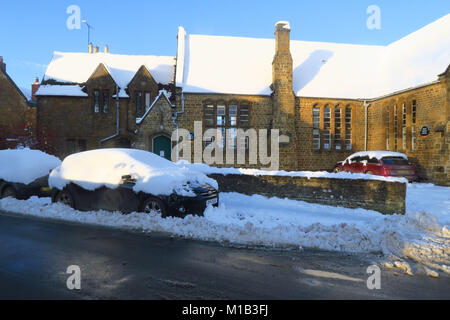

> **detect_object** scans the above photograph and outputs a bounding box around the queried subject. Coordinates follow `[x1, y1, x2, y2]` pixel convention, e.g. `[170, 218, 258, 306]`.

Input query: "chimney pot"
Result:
[94, 46, 99, 53]
[31, 77, 40, 102]
[104, 45, 109, 53]
[88, 44, 93, 54]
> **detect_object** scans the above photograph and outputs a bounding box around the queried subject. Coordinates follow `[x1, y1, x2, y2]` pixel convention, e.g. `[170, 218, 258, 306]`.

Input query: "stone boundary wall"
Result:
[208, 174, 406, 215]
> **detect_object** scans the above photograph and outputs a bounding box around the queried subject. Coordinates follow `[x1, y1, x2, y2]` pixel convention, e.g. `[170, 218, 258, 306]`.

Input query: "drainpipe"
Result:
[364, 100, 370, 151]
[172, 90, 185, 162]
[99, 85, 120, 148]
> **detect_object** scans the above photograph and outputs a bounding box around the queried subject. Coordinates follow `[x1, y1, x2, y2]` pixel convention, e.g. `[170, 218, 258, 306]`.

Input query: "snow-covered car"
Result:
[49, 149, 219, 217]
[0, 149, 62, 199]
[333, 151, 418, 181]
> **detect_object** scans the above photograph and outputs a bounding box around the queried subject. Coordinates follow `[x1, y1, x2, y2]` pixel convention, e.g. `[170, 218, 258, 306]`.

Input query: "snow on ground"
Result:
[0, 183, 448, 277]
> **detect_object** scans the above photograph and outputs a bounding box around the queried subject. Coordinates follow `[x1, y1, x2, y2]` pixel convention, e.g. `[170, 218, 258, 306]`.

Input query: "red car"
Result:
[334, 151, 419, 181]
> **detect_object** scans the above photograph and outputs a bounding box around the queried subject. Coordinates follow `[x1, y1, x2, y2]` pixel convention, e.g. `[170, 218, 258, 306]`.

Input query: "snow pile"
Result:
[0, 149, 61, 184]
[1, 183, 448, 276]
[175, 161, 408, 183]
[49, 149, 217, 197]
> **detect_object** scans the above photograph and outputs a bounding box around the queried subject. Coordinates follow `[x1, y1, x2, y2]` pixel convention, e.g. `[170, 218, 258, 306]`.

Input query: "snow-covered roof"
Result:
[35, 84, 88, 97]
[136, 89, 174, 125]
[39, 52, 175, 96]
[177, 14, 450, 99]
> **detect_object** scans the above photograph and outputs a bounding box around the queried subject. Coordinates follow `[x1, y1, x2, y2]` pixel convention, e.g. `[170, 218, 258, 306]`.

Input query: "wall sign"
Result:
[420, 125, 431, 137]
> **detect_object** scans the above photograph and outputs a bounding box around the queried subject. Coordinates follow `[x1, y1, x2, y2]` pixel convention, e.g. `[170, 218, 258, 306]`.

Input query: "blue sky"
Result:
[1, 0, 449, 90]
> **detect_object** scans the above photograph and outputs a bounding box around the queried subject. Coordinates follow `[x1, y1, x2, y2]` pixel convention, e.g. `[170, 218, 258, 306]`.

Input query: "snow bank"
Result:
[49, 149, 217, 196]
[0, 149, 61, 184]
[175, 161, 408, 183]
[1, 183, 448, 276]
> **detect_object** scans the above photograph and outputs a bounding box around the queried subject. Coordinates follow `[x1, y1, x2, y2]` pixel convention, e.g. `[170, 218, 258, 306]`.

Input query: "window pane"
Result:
[324, 130, 331, 150]
[217, 105, 226, 126]
[313, 107, 320, 129]
[412, 126, 416, 151]
[145, 93, 151, 111]
[324, 107, 331, 129]
[229, 105, 237, 127]
[103, 91, 109, 113]
[313, 129, 320, 150]
[239, 105, 249, 127]
[94, 90, 100, 113]
[136, 92, 142, 117]
[204, 104, 215, 127]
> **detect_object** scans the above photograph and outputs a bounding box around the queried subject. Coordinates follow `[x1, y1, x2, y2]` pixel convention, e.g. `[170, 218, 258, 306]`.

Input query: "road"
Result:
[0, 210, 449, 300]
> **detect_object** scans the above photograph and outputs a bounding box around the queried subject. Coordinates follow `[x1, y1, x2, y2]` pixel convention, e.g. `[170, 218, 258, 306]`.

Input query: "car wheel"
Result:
[365, 171, 374, 175]
[1, 186, 16, 199]
[140, 196, 168, 218]
[55, 190, 74, 208]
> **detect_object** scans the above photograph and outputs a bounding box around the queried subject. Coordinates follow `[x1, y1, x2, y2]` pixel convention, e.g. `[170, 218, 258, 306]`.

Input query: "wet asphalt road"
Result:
[0, 210, 449, 300]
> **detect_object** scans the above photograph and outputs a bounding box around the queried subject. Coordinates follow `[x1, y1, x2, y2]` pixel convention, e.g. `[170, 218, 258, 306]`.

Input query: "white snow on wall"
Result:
[178, 14, 450, 99]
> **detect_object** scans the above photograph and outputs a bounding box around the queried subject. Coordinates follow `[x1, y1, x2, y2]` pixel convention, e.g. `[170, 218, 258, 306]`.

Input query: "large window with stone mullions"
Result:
[312, 104, 352, 151]
[203, 102, 250, 149]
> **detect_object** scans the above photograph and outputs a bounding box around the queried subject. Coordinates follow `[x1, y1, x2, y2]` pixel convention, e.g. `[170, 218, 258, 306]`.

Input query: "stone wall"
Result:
[208, 173, 406, 215]
[0, 68, 35, 147]
[367, 80, 449, 186]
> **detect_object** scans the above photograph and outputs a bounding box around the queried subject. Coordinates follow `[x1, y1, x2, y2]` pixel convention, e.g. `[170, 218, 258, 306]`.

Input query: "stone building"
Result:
[35, 15, 450, 185]
[0, 56, 36, 149]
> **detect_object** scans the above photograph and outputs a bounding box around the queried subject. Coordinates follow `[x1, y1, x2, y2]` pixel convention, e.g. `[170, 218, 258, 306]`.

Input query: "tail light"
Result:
[382, 167, 390, 176]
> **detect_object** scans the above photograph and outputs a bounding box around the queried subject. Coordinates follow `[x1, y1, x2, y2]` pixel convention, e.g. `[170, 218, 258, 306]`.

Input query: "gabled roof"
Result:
[136, 90, 174, 125]
[39, 52, 175, 96]
[0, 67, 29, 102]
[176, 14, 450, 100]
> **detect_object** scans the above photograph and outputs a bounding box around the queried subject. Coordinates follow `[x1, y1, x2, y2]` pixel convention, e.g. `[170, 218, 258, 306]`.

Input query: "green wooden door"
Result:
[153, 135, 171, 161]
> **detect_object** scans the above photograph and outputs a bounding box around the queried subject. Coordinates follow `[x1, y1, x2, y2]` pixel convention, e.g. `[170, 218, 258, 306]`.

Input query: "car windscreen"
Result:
[381, 157, 409, 165]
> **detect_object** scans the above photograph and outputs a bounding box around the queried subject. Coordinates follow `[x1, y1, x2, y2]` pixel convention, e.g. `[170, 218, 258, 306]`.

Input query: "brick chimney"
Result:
[272, 21, 295, 130]
[0, 56, 6, 73]
[31, 77, 40, 102]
